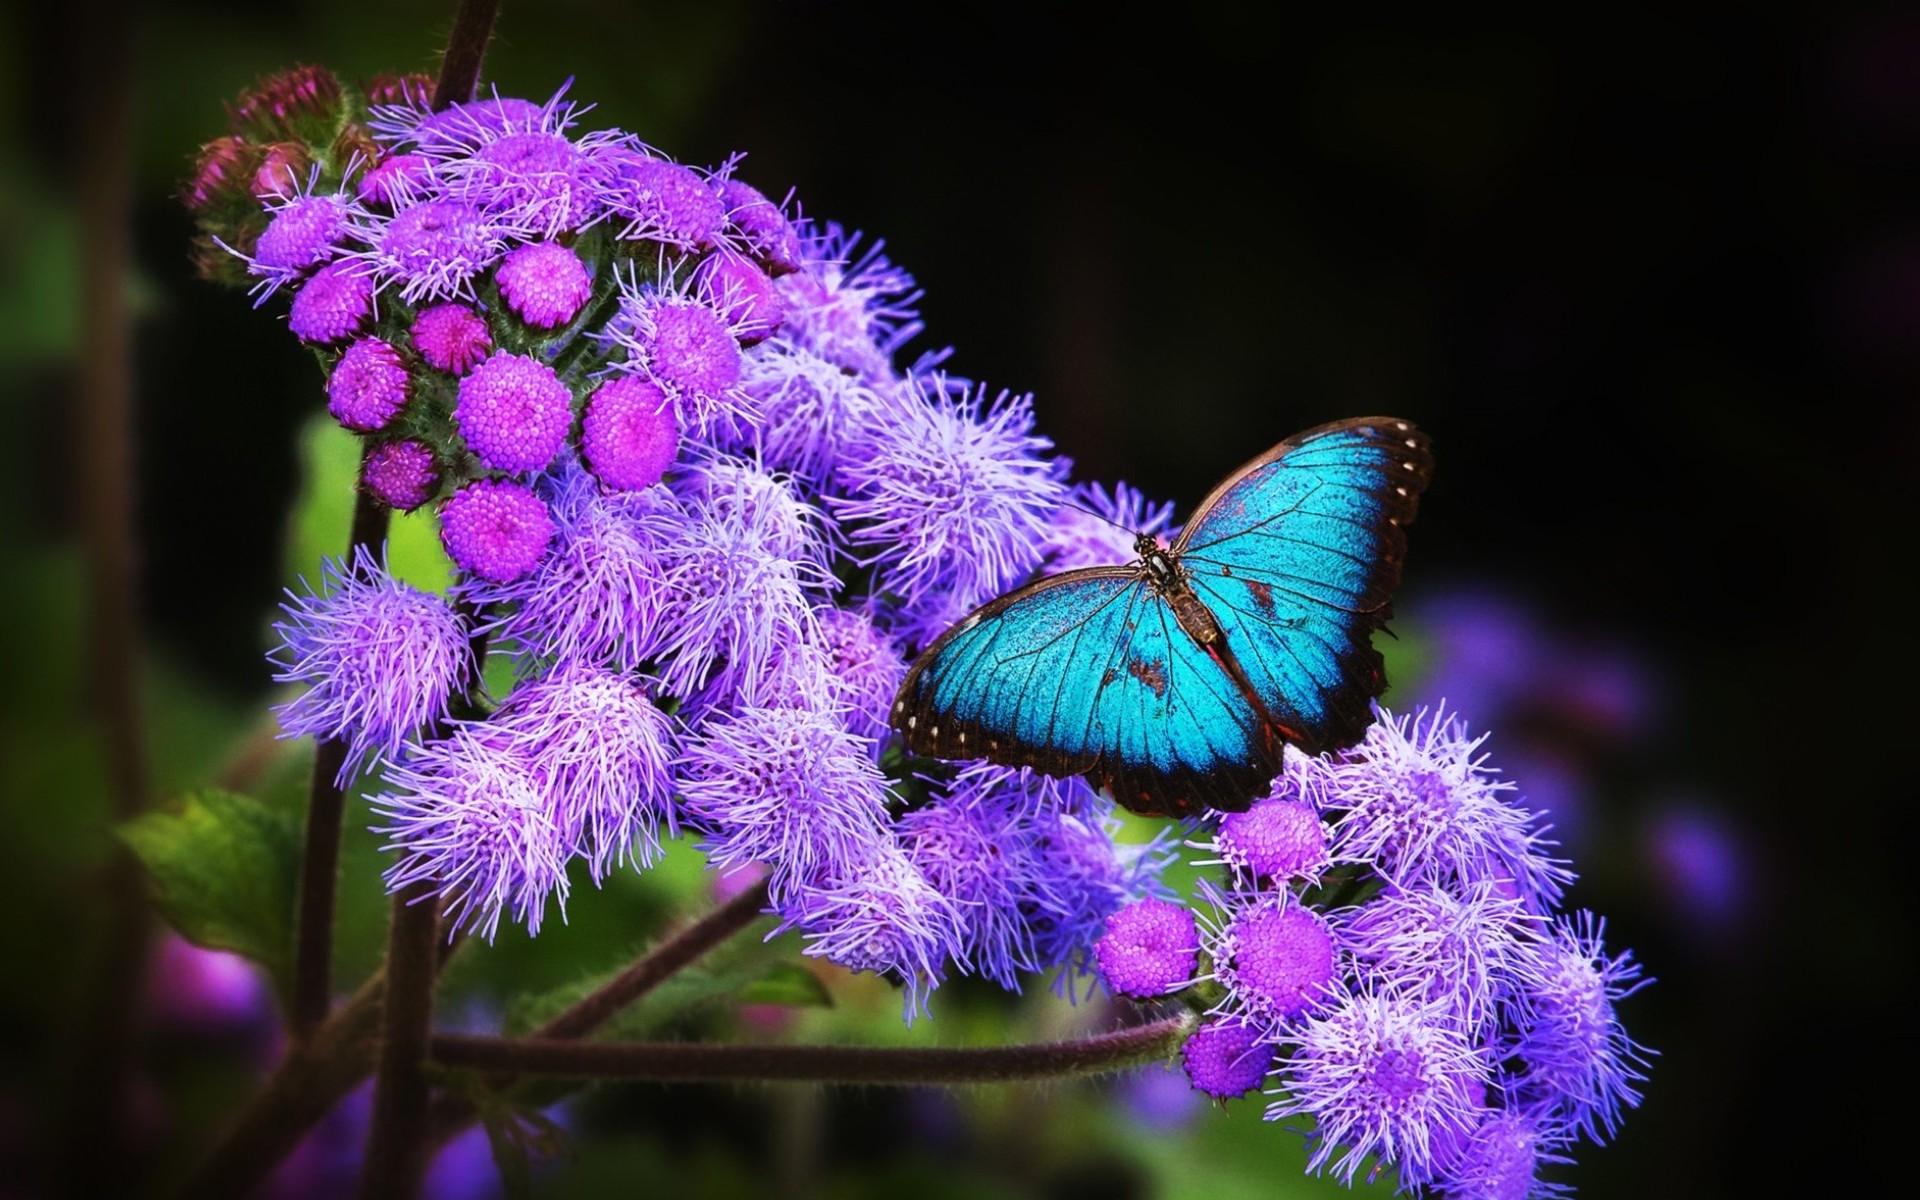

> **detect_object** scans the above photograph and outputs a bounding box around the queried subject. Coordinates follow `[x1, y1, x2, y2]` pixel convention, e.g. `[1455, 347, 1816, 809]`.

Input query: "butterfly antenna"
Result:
[1056, 497, 1135, 536]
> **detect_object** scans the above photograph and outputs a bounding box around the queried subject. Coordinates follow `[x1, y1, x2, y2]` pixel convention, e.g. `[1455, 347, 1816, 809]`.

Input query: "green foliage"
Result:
[117, 789, 302, 1002]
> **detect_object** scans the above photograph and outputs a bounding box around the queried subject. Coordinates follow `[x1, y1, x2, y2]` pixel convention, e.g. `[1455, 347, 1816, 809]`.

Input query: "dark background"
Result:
[5, 1, 1915, 1196]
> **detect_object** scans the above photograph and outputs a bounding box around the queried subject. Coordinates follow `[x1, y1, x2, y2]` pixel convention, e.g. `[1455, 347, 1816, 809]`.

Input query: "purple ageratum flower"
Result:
[373, 726, 572, 940]
[487, 662, 677, 878]
[1199, 883, 1340, 1031]
[731, 340, 884, 484]
[1181, 1019, 1275, 1100]
[360, 198, 513, 304]
[1337, 882, 1536, 1033]
[581, 375, 679, 490]
[1269, 989, 1492, 1191]
[715, 174, 802, 275]
[411, 302, 493, 375]
[1028, 801, 1179, 995]
[355, 151, 433, 208]
[816, 606, 906, 745]
[898, 778, 1066, 990]
[778, 222, 924, 383]
[326, 336, 410, 432]
[1196, 794, 1331, 886]
[1432, 1109, 1574, 1200]
[440, 478, 554, 583]
[693, 248, 784, 345]
[251, 189, 356, 283]
[592, 144, 727, 250]
[772, 843, 962, 1022]
[651, 484, 833, 708]
[439, 130, 604, 236]
[678, 703, 893, 894]
[1326, 704, 1573, 912]
[1507, 911, 1651, 1144]
[1093, 897, 1198, 998]
[287, 260, 375, 344]
[271, 546, 470, 779]
[453, 352, 574, 474]
[832, 381, 1064, 629]
[1039, 479, 1177, 574]
[369, 86, 558, 152]
[672, 459, 833, 575]
[362, 439, 440, 511]
[464, 457, 681, 670]
[600, 267, 757, 445]
[496, 240, 593, 329]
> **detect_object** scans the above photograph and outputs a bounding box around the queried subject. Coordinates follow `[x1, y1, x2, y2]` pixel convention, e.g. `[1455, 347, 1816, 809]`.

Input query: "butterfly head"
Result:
[1132, 530, 1165, 558]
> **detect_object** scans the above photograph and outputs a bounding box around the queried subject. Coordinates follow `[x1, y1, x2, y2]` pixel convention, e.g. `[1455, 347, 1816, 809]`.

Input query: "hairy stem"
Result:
[430, 1012, 1197, 1086]
[430, 0, 500, 109]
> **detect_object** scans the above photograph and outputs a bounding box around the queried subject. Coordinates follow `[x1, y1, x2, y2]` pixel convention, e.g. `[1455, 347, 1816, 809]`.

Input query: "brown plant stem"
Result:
[429, 1012, 1197, 1086]
[356, 887, 443, 1200]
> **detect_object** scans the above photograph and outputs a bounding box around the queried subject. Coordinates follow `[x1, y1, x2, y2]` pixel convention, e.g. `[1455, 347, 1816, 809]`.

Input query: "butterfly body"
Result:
[891, 417, 1433, 818]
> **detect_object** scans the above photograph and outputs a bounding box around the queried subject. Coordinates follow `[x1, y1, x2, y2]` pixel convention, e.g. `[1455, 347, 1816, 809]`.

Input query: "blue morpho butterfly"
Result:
[890, 416, 1433, 819]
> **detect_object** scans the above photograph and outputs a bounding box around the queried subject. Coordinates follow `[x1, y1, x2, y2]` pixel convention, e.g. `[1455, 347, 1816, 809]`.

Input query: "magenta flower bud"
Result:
[1093, 896, 1198, 998]
[693, 249, 784, 345]
[440, 478, 554, 582]
[410, 303, 491, 375]
[326, 337, 409, 432]
[646, 302, 741, 398]
[454, 352, 574, 474]
[288, 261, 374, 344]
[1217, 797, 1330, 884]
[1181, 1020, 1274, 1100]
[582, 376, 678, 491]
[496, 241, 592, 329]
[182, 136, 250, 212]
[250, 142, 309, 198]
[361, 440, 440, 511]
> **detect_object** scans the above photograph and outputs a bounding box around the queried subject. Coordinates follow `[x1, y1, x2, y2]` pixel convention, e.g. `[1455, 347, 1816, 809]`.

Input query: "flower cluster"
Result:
[206, 70, 1156, 1015]
[1093, 704, 1651, 1196]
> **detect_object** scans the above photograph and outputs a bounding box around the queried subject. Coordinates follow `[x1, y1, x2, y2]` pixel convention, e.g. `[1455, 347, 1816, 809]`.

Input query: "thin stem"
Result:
[430, 0, 500, 109]
[291, 476, 392, 1039]
[58, 5, 149, 1194]
[430, 1012, 1197, 1086]
[357, 886, 443, 1200]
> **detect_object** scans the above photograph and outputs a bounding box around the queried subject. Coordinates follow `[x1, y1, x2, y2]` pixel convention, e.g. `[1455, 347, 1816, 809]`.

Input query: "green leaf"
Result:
[734, 962, 834, 1009]
[117, 789, 300, 999]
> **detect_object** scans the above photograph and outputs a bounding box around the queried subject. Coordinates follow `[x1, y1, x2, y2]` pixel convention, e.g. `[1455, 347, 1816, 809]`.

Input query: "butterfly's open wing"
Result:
[1175, 416, 1433, 756]
[892, 570, 1280, 817]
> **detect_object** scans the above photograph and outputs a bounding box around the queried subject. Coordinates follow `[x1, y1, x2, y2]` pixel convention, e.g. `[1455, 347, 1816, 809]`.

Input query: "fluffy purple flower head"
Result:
[816, 606, 905, 745]
[355, 151, 433, 208]
[1094, 897, 1198, 998]
[1039, 480, 1178, 574]
[673, 459, 832, 573]
[252, 191, 354, 279]
[1205, 795, 1331, 885]
[732, 341, 883, 483]
[325, 337, 410, 432]
[1432, 1109, 1573, 1200]
[1181, 1019, 1274, 1100]
[678, 703, 892, 894]
[438, 129, 602, 236]
[693, 248, 784, 345]
[496, 241, 592, 329]
[454, 351, 574, 474]
[1508, 912, 1651, 1144]
[440, 478, 554, 583]
[465, 457, 680, 669]
[898, 780, 1063, 990]
[593, 145, 726, 249]
[1339, 882, 1535, 1032]
[716, 175, 801, 274]
[373, 727, 571, 940]
[288, 260, 374, 344]
[362, 198, 510, 303]
[1328, 704, 1573, 911]
[411, 302, 492, 375]
[581, 376, 679, 491]
[778, 222, 924, 383]
[832, 381, 1064, 627]
[1026, 803, 1179, 995]
[602, 272, 754, 444]
[1202, 884, 1338, 1030]
[1269, 989, 1491, 1191]
[376, 93, 553, 152]
[487, 662, 677, 878]
[271, 546, 470, 779]
[772, 845, 962, 1021]
[361, 439, 440, 511]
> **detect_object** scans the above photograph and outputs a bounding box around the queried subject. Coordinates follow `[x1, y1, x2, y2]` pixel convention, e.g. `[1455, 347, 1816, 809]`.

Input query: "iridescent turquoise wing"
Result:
[1176, 417, 1433, 755]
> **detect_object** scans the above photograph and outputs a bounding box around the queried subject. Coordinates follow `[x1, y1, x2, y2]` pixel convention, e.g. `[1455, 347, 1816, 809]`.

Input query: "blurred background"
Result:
[2, 1, 1912, 1196]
